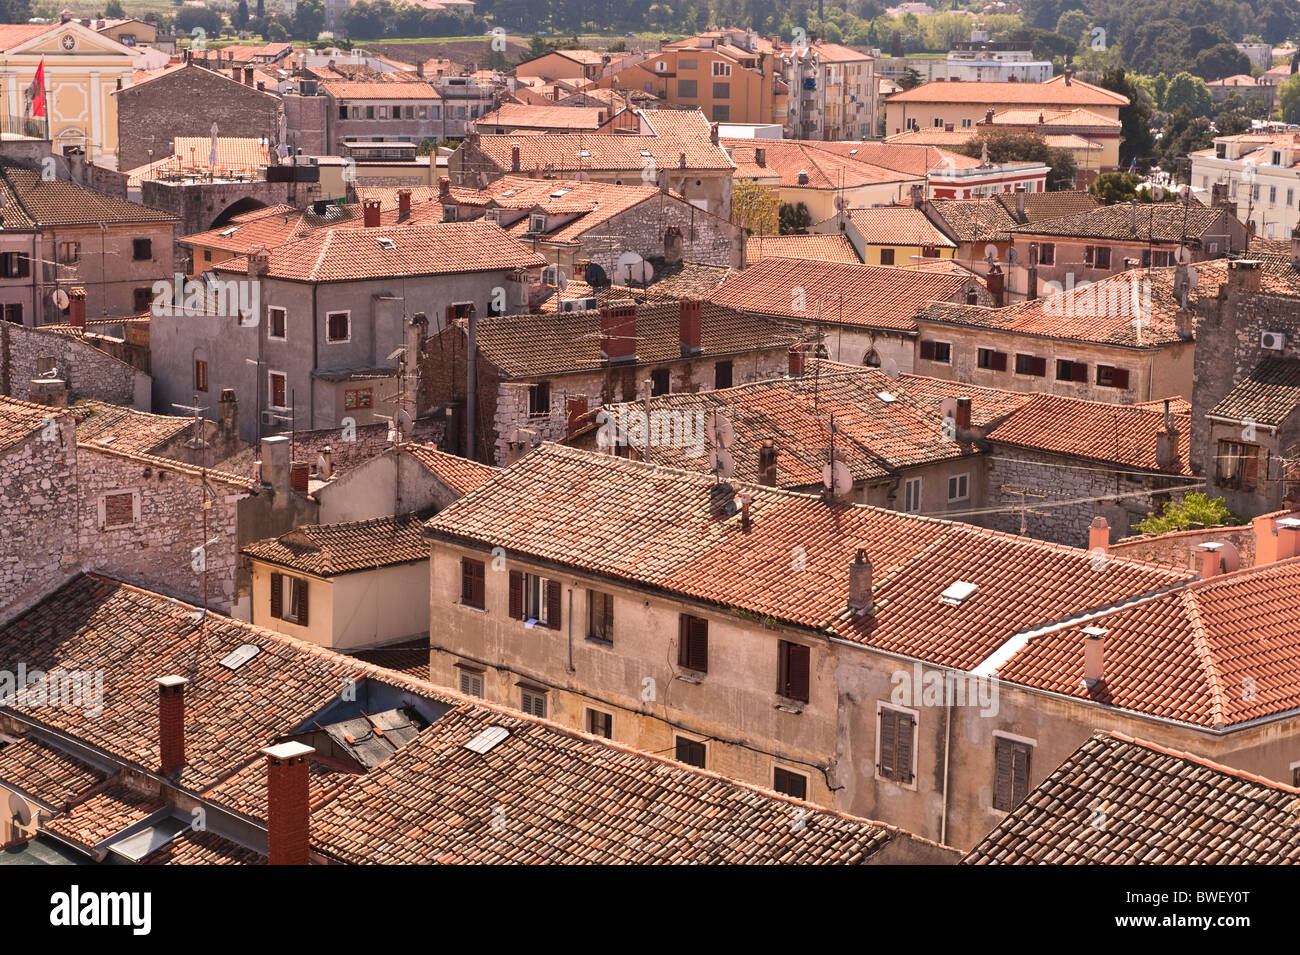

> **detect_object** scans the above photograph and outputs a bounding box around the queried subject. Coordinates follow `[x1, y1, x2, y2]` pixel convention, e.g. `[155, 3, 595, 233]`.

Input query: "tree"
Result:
[732, 180, 781, 236]
[1193, 43, 1251, 81]
[898, 66, 922, 90]
[1055, 8, 1089, 42]
[1279, 74, 1300, 125]
[103, 0, 124, 17]
[264, 17, 288, 41]
[234, 0, 249, 28]
[955, 129, 1078, 191]
[292, 0, 324, 40]
[1134, 493, 1236, 535]
[778, 202, 812, 234]
[175, 7, 224, 38]
[1088, 171, 1145, 203]
[1097, 69, 1154, 168]
[1163, 72, 1213, 117]
[256, 0, 264, 18]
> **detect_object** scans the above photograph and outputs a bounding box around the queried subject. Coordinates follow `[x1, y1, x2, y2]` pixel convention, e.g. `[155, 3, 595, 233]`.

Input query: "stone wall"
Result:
[578, 196, 743, 271]
[0, 323, 149, 409]
[1111, 522, 1257, 573]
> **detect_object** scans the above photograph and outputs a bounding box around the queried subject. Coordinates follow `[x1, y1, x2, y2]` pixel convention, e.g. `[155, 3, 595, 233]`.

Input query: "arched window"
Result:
[864, 349, 881, 367]
[815, 343, 829, 359]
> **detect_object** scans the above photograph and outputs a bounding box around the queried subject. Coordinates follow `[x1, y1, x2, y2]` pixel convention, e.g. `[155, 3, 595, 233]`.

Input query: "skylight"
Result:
[877, 391, 896, 403]
[218, 226, 239, 236]
[550, 189, 570, 198]
[377, 237, 396, 249]
[939, 581, 978, 606]
[579, 149, 591, 158]
[220, 644, 261, 670]
[464, 725, 510, 754]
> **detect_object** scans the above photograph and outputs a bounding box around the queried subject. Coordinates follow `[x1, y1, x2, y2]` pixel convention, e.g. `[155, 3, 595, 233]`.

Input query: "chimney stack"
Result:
[566, 395, 588, 437]
[318, 445, 333, 480]
[1063, 68, 1073, 86]
[1198, 542, 1225, 579]
[955, 397, 971, 434]
[510, 144, 521, 172]
[262, 741, 315, 866]
[758, 439, 778, 486]
[985, 263, 1005, 306]
[599, 303, 638, 363]
[244, 67, 254, 86]
[231, 65, 241, 83]
[28, 377, 68, 408]
[1082, 627, 1105, 686]
[1155, 399, 1178, 470]
[290, 461, 310, 494]
[909, 183, 923, 209]
[984, 107, 994, 124]
[1227, 258, 1262, 293]
[68, 286, 87, 328]
[398, 188, 412, 215]
[362, 199, 381, 228]
[156, 675, 188, 774]
[260, 435, 291, 495]
[438, 176, 451, 200]
[678, 299, 702, 356]
[219, 388, 238, 437]
[848, 548, 873, 613]
[247, 245, 270, 278]
[788, 343, 807, 377]
[1014, 186, 1026, 220]
[1088, 516, 1110, 556]
[755, 146, 766, 167]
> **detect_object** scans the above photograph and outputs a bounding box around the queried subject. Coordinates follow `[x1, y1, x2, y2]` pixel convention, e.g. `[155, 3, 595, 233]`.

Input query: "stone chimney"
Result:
[1155, 399, 1178, 470]
[985, 263, 1005, 306]
[260, 435, 291, 495]
[984, 107, 994, 124]
[219, 388, 238, 438]
[1227, 258, 1262, 293]
[398, 188, 412, 216]
[755, 146, 766, 167]
[788, 343, 807, 377]
[678, 299, 702, 356]
[262, 741, 315, 866]
[663, 225, 683, 264]
[1014, 186, 1026, 221]
[758, 439, 778, 486]
[68, 286, 86, 328]
[909, 183, 924, 209]
[28, 378, 68, 408]
[231, 65, 241, 83]
[1082, 627, 1105, 686]
[362, 199, 381, 228]
[156, 675, 188, 775]
[1063, 68, 1073, 86]
[244, 67, 254, 86]
[599, 303, 638, 363]
[247, 245, 270, 278]
[847, 548, 873, 613]
[510, 144, 521, 172]
[1088, 516, 1110, 556]
[438, 176, 451, 200]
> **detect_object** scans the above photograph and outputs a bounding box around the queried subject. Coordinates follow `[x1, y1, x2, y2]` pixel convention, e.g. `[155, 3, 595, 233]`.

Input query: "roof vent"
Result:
[939, 581, 977, 606]
[464, 725, 510, 754]
[220, 644, 261, 670]
[877, 391, 896, 403]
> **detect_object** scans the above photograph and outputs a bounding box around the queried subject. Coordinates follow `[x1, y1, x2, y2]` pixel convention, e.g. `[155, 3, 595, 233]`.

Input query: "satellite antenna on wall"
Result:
[822, 458, 852, 497]
[585, 262, 611, 290]
[616, 251, 654, 286]
[708, 412, 735, 449]
[52, 288, 69, 310]
[1006, 247, 1019, 266]
[709, 447, 736, 480]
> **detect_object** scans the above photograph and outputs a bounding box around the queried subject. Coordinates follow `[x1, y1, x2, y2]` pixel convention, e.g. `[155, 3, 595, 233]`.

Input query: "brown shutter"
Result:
[879, 709, 896, 777]
[1084, 245, 1094, 265]
[269, 572, 283, 619]
[993, 737, 1012, 810]
[1031, 356, 1047, 377]
[896, 713, 914, 784]
[545, 578, 561, 629]
[1111, 368, 1130, 389]
[1071, 361, 1087, 382]
[1011, 741, 1030, 806]
[919, 340, 936, 361]
[297, 579, 309, 626]
[509, 570, 524, 620]
[460, 558, 472, 603]
[678, 615, 689, 666]
[16, 253, 29, 278]
[603, 594, 614, 639]
[1244, 449, 1259, 489]
[446, 305, 456, 326]
[689, 617, 708, 672]
[991, 351, 1007, 371]
[788, 643, 810, 701]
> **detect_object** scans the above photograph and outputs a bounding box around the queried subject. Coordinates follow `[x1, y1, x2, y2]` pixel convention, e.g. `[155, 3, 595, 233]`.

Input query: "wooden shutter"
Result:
[784, 643, 810, 701]
[1011, 742, 1030, 806]
[679, 615, 708, 671]
[545, 579, 561, 629]
[509, 570, 524, 620]
[1244, 448, 1259, 489]
[879, 709, 897, 778]
[446, 305, 456, 327]
[895, 712, 914, 784]
[919, 340, 936, 361]
[603, 594, 614, 641]
[16, 253, 28, 278]
[1084, 245, 1094, 266]
[991, 350, 1007, 371]
[269, 572, 283, 619]
[993, 736, 1012, 810]
[1111, 368, 1130, 389]
[1031, 356, 1047, 377]
[297, 579, 309, 626]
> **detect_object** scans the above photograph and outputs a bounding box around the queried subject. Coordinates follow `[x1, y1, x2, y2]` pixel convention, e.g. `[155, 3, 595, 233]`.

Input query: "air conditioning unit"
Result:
[560, 296, 597, 312]
[1262, 331, 1286, 351]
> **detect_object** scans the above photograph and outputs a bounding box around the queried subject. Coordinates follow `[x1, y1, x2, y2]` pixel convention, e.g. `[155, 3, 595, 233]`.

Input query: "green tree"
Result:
[898, 66, 923, 90]
[292, 0, 324, 40]
[732, 180, 781, 236]
[955, 129, 1078, 191]
[778, 202, 812, 234]
[1163, 72, 1213, 117]
[1280, 74, 1300, 124]
[1055, 8, 1089, 42]
[1193, 42, 1251, 81]
[234, 0, 249, 28]
[1089, 171, 1144, 203]
[104, 0, 124, 17]
[1098, 69, 1155, 167]
[1134, 493, 1236, 535]
[264, 17, 288, 41]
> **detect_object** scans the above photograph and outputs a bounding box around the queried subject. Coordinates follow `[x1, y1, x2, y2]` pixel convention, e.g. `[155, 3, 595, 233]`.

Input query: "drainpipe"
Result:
[310, 283, 318, 431]
[940, 699, 954, 846]
[567, 587, 574, 673]
[466, 307, 477, 461]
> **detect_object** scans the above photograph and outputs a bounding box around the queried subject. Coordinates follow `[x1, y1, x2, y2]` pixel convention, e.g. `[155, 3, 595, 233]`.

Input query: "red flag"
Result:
[30, 59, 45, 118]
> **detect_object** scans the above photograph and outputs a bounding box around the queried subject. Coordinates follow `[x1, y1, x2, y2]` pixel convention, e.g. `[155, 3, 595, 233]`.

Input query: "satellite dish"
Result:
[984, 243, 998, 263]
[616, 251, 653, 286]
[8, 794, 30, 827]
[52, 288, 69, 310]
[709, 448, 735, 479]
[940, 396, 958, 420]
[708, 412, 735, 449]
[394, 408, 413, 436]
[1006, 247, 1019, 266]
[822, 459, 852, 496]
[585, 262, 611, 290]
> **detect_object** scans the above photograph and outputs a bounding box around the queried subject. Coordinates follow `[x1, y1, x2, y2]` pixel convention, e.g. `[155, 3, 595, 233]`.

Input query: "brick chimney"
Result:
[510, 144, 521, 172]
[755, 146, 766, 167]
[984, 107, 994, 124]
[362, 200, 382, 228]
[1082, 627, 1105, 686]
[1088, 516, 1110, 556]
[231, 65, 241, 82]
[247, 245, 270, 278]
[68, 286, 86, 328]
[678, 299, 702, 356]
[1227, 258, 1262, 293]
[788, 343, 807, 377]
[847, 548, 873, 613]
[985, 263, 1005, 306]
[599, 303, 637, 363]
[1014, 186, 1026, 221]
[1198, 541, 1225, 579]
[290, 461, 310, 494]
[244, 67, 254, 86]
[955, 397, 971, 434]
[438, 176, 451, 200]
[156, 675, 188, 774]
[262, 741, 314, 865]
[28, 377, 68, 408]
[398, 188, 412, 216]
[758, 438, 778, 486]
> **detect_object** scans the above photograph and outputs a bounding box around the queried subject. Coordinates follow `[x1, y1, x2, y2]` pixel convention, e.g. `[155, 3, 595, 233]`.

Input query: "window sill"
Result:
[773, 699, 804, 714]
[458, 602, 486, 612]
[585, 636, 613, 648]
[677, 670, 705, 685]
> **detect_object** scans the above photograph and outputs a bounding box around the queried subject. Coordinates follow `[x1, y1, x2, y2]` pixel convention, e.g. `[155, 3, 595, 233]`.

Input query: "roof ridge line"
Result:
[1181, 586, 1227, 728]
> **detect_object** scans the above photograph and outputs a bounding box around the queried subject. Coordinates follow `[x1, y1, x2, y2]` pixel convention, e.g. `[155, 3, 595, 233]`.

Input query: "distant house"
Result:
[314, 442, 497, 523]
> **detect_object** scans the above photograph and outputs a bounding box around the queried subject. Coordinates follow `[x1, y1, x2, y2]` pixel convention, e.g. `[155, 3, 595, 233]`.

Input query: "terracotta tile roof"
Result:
[920, 262, 1218, 348]
[710, 256, 974, 332]
[212, 42, 292, 63]
[724, 138, 912, 189]
[810, 141, 979, 178]
[1136, 396, 1192, 414]
[320, 80, 441, 100]
[468, 300, 796, 378]
[609, 260, 735, 301]
[884, 128, 978, 147]
[477, 103, 609, 130]
[925, 191, 1101, 242]
[964, 731, 1300, 864]
[988, 106, 1122, 129]
[1008, 203, 1230, 243]
[896, 373, 1036, 426]
[348, 637, 432, 681]
[746, 233, 862, 265]
[43, 782, 165, 853]
[887, 76, 1128, 107]
[425, 444, 1189, 672]
[1208, 357, 1300, 426]
[179, 202, 367, 254]
[71, 399, 193, 456]
[0, 164, 178, 226]
[840, 207, 957, 248]
[986, 393, 1194, 475]
[213, 222, 547, 283]
[0, 23, 55, 50]
[140, 828, 265, 865]
[0, 172, 33, 229]
[472, 126, 734, 174]
[600, 368, 978, 485]
[405, 443, 498, 495]
[0, 737, 106, 810]
[0, 395, 63, 455]
[242, 514, 429, 577]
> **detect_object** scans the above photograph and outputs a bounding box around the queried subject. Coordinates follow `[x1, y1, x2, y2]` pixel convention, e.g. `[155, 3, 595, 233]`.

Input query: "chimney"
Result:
[985, 263, 1005, 306]
[219, 388, 238, 436]
[290, 461, 310, 494]
[438, 176, 451, 200]
[156, 675, 188, 774]
[955, 397, 972, 434]
[362, 199, 381, 228]
[788, 343, 807, 377]
[398, 188, 412, 215]
[64, 286, 87, 329]
[1227, 258, 1262, 293]
[1088, 516, 1110, 556]
[709, 124, 719, 145]
[847, 548, 873, 613]
[984, 107, 994, 124]
[1254, 513, 1281, 565]
[231, 65, 241, 82]
[1129, 199, 1138, 234]
[245, 67, 254, 86]
[599, 303, 638, 363]
[1198, 542, 1225, 579]
[1082, 627, 1105, 686]
[28, 378, 68, 408]
[678, 299, 702, 356]
[758, 439, 778, 486]
[755, 146, 766, 167]
[1155, 400, 1178, 470]
[260, 435, 291, 494]
[739, 492, 753, 532]
[909, 183, 923, 209]
[1063, 68, 1073, 86]
[1014, 186, 1026, 220]
[247, 245, 270, 278]
[663, 225, 683, 264]
[553, 84, 561, 101]
[566, 395, 588, 437]
[679, 151, 687, 169]
[262, 741, 315, 866]
[510, 145, 521, 172]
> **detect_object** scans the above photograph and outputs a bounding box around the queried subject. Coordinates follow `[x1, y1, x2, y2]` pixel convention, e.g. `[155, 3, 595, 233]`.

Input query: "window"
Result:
[338, 104, 348, 120]
[711, 104, 730, 122]
[773, 767, 808, 800]
[268, 306, 286, 340]
[509, 570, 560, 628]
[326, 311, 350, 343]
[650, 368, 670, 396]
[460, 557, 485, 609]
[458, 669, 484, 697]
[903, 477, 922, 513]
[101, 490, 136, 529]
[132, 238, 152, 261]
[879, 248, 895, 266]
[133, 287, 152, 312]
[528, 212, 546, 233]
[528, 381, 550, 417]
[712, 81, 730, 99]
[586, 709, 613, 738]
[343, 387, 372, 410]
[1270, 185, 1278, 204]
[1087, 246, 1111, 269]
[1056, 358, 1087, 382]
[675, 736, 706, 767]
[1142, 249, 1172, 268]
[442, 204, 459, 222]
[711, 61, 732, 76]
[365, 105, 375, 119]
[677, 79, 698, 98]
[877, 706, 915, 784]
[194, 359, 208, 393]
[3, 303, 22, 324]
[587, 590, 614, 644]
[778, 641, 810, 702]
[269, 572, 309, 625]
[977, 348, 1007, 371]
[678, 613, 708, 672]
[947, 473, 969, 502]
[863, 349, 881, 367]
[520, 687, 546, 718]
[1215, 439, 1260, 490]
[919, 340, 951, 364]
[714, 360, 733, 389]
[0, 251, 29, 278]
[1095, 364, 1129, 389]
[1038, 242, 1055, 266]
[1015, 354, 1047, 377]
[992, 736, 1032, 811]
[57, 241, 79, 264]
[268, 371, 287, 408]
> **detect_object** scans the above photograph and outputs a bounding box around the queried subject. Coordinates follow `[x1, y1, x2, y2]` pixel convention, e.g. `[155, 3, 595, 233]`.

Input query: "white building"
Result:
[1189, 130, 1300, 240]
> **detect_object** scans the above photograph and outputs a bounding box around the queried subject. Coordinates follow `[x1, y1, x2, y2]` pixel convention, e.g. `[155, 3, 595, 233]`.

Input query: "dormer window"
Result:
[529, 213, 546, 233]
[1215, 143, 1226, 159]
[1273, 151, 1283, 166]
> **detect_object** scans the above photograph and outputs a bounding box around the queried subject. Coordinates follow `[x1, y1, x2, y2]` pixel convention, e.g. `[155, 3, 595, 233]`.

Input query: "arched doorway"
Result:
[209, 196, 268, 229]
